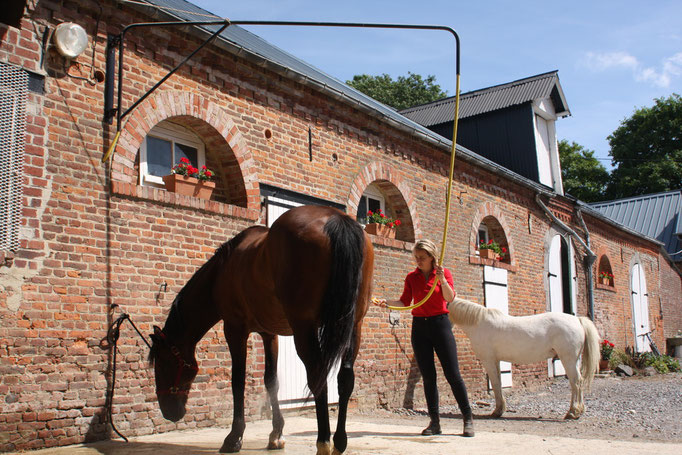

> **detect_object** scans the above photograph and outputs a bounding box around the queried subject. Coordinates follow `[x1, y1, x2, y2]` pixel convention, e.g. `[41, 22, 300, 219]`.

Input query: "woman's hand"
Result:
[435, 265, 445, 280]
[371, 297, 388, 308]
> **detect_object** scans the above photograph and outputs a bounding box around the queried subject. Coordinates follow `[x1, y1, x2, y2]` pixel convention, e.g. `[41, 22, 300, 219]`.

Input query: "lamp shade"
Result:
[53, 22, 88, 59]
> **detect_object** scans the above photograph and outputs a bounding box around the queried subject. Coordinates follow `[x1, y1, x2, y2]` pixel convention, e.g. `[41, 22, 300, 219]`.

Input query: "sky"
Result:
[187, 0, 682, 170]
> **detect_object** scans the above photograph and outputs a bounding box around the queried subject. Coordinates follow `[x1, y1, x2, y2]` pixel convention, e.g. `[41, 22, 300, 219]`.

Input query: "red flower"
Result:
[395, 219, 402, 226]
[387, 222, 394, 228]
[488, 239, 493, 245]
[380, 213, 386, 218]
[180, 157, 190, 164]
[205, 170, 212, 178]
[502, 247, 507, 253]
[367, 211, 373, 216]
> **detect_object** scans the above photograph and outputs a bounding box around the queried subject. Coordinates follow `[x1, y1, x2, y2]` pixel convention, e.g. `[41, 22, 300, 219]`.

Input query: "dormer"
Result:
[400, 71, 571, 194]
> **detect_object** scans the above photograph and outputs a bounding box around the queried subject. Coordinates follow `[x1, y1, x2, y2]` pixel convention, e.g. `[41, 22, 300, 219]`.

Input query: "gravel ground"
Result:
[361, 372, 682, 443]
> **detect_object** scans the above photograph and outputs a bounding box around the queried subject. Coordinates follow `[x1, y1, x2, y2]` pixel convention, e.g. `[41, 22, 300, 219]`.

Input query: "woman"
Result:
[377, 239, 474, 437]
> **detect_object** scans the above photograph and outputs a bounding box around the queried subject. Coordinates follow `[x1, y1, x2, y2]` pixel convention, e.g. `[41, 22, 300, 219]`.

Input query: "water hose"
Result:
[385, 74, 460, 311]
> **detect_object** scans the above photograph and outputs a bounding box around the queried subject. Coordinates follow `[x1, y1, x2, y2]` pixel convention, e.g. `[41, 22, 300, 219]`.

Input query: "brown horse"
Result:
[148, 205, 374, 454]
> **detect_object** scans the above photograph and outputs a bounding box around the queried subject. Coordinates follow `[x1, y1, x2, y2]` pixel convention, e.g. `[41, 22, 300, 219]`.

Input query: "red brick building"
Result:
[1, 0, 680, 451]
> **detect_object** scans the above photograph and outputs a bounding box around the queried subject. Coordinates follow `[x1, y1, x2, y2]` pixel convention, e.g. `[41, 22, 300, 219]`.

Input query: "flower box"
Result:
[600, 277, 610, 286]
[364, 223, 396, 239]
[479, 248, 497, 259]
[162, 174, 215, 200]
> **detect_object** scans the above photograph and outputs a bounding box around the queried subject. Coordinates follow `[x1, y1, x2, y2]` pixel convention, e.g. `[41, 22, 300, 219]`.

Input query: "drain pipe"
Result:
[535, 194, 597, 320]
[576, 208, 596, 320]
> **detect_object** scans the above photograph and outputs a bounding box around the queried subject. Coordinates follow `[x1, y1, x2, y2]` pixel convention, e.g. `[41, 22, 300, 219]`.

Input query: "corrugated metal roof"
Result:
[590, 190, 682, 258]
[400, 71, 571, 127]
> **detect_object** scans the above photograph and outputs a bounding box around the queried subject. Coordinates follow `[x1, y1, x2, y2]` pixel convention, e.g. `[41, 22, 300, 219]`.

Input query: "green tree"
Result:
[605, 94, 682, 199]
[346, 72, 447, 111]
[558, 140, 610, 202]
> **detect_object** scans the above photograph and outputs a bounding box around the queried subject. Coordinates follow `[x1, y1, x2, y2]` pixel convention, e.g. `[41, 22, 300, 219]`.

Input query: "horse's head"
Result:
[148, 326, 198, 422]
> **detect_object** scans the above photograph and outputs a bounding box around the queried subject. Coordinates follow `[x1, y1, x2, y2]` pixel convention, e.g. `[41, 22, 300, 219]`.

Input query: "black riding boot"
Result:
[463, 413, 474, 437]
[421, 414, 441, 436]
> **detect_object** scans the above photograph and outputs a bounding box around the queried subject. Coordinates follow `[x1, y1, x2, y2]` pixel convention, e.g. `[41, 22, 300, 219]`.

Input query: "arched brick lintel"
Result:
[347, 161, 420, 242]
[110, 90, 260, 212]
[469, 202, 516, 267]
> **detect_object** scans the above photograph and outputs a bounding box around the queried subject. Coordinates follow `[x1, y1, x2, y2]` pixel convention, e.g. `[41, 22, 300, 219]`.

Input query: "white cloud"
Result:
[582, 51, 682, 88]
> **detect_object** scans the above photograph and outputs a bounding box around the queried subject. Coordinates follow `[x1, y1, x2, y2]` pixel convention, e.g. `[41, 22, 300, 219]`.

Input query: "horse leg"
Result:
[563, 357, 584, 420]
[331, 329, 359, 455]
[261, 333, 285, 450]
[482, 359, 506, 418]
[294, 327, 332, 455]
[220, 328, 248, 453]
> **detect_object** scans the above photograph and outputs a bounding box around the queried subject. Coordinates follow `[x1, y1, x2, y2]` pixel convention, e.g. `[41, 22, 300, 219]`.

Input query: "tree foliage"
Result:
[346, 72, 447, 111]
[558, 140, 610, 202]
[605, 94, 682, 199]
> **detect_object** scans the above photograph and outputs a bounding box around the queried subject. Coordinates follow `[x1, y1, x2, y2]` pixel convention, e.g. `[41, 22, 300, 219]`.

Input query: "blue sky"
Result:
[189, 0, 682, 170]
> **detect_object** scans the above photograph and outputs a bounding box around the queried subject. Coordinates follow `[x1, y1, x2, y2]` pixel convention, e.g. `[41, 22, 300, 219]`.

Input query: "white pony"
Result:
[448, 298, 600, 419]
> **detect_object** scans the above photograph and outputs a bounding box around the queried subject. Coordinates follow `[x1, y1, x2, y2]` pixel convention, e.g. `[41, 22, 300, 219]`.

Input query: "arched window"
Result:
[356, 184, 386, 226]
[139, 120, 206, 188]
[477, 216, 510, 263]
[597, 255, 614, 287]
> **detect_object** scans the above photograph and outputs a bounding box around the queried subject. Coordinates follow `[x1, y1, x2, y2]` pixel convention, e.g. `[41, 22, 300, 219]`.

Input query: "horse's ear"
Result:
[153, 325, 162, 335]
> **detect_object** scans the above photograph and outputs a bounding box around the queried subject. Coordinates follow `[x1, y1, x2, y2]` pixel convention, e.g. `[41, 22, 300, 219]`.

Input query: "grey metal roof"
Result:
[400, 71, 571, 127]
[590, 190, 682, 258]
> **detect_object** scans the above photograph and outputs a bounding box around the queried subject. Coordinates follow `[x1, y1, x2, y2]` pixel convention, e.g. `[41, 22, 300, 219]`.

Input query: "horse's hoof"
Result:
[491, 410, 504, 418]
[267, 437, 285, 450]
[564, 411, 581, 420]
[220, 435, 243, 453]
[332, 447, 343, 455]
[316, 441, 332, 455]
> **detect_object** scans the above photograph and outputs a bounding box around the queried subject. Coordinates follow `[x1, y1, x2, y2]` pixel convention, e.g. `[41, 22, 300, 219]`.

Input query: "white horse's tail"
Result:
[579, 317, 600, 392]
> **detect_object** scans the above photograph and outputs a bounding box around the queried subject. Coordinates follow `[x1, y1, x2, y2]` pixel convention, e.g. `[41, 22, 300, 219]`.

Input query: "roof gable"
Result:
[400, 71, 571, 127]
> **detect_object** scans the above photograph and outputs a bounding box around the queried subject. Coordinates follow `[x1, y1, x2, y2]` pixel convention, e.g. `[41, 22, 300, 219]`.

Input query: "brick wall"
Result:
[1, 0, 681, 451]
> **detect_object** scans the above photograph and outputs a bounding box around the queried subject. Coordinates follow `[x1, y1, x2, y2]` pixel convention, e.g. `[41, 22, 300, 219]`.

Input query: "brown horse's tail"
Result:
[312, 213, 365, 395]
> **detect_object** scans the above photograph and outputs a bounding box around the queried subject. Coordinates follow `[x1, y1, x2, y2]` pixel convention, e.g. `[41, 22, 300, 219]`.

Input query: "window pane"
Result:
[368, 198, 381, 213]
[147, 136, 172, 176]
[357, 197, 367, 223]
[175, 143, 198, 167]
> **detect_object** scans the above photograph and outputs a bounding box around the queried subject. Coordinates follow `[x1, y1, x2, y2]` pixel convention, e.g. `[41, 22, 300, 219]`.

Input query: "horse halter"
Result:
[154, 331, 198, 397]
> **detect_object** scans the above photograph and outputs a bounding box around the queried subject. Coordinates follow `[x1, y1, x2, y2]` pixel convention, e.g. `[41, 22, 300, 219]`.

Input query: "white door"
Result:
[631, 263, 650, 352]
[484, 266, 512, 388]
[266, 197, 340, 408]
[548, 235, 566, 376]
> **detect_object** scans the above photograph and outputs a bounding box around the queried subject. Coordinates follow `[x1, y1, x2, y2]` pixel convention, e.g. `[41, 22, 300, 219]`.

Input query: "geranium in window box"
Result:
[478, 239, 507, 260]
[364, 209, 400, 239]
[599, 271, 614, 286]
[162, 158, 215, 200]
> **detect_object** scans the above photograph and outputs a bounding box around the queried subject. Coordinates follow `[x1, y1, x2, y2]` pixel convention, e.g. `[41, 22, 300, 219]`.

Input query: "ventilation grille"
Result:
[0, 63, 27, 252]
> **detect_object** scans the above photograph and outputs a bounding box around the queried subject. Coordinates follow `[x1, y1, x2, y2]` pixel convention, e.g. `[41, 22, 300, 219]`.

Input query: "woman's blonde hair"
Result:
[413, 239, 438, 262]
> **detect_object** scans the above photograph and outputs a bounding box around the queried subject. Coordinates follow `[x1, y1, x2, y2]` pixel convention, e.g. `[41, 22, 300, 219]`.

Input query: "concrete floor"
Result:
[12, 415, 682, 455]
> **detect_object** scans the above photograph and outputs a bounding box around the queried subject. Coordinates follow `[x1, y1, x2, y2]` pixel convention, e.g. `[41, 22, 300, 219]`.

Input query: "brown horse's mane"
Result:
[449, 297, 503, 326]
[148, 227, 261, 364]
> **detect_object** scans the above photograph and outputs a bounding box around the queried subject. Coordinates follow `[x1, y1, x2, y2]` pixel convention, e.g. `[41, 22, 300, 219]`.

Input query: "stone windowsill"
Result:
[595, 282, 617, 293]
[469, 255, 518, 272]
[111, 181, 260, 220]
[367, 233, 413, 251]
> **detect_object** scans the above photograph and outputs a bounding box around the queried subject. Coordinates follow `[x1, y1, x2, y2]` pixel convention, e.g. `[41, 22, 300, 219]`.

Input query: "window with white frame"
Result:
[356, 185, 385, 225]
[476, 223, 489, 255]
[139, 121, 206, 187]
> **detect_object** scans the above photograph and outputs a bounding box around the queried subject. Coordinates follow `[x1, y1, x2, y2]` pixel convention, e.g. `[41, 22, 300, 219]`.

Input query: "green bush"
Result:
[644, 355, 681, 374]
[608, 348, 635, 369]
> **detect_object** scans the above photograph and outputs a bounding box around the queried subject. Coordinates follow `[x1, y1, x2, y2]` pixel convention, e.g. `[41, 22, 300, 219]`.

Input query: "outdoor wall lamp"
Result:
[52, 22, 88, 59]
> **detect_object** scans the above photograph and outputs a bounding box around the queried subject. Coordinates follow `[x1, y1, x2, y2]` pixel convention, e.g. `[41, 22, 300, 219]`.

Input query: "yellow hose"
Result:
[386, 74, 461, 311]
[102, 129, 122, 163]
